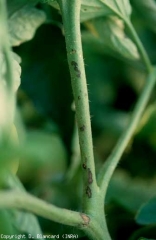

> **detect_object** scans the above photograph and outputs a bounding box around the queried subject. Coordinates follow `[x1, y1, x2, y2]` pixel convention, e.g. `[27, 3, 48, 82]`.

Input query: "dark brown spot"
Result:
[87, 168, 93, 184]
[82, 163, 86, 169]
[71, 61, 78, 66]
[86, 186, 92, 198]
[70, 49, 76, 54]
[80, 125, 85, 131]
[74, 66, 81, 77]
[74, 66, 79, 71]
[76, 70, 81, 78]
[80, 213, 90, 226]
[71, 61, 81, 78]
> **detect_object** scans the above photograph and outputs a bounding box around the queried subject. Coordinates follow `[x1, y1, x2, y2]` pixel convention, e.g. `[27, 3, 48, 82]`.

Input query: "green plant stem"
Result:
[125, 19, 152, 73]
[57, 0, 98, 212]
[57, 2, 112, 239]
[98, 68, 156, 196]
[0, 190, 89, 227]
[65, 121, 81, 182]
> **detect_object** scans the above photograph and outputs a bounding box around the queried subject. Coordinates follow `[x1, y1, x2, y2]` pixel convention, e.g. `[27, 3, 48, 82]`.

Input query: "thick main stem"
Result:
[98, 68, 156, 196]
[57, 2, 112, 239]
[58, 0, 98, 213]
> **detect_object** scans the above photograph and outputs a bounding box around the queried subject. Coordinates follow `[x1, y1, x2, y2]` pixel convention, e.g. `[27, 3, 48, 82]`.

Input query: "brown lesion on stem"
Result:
[86, 186, 92, 198]
[87, 168, 93, 184]
[82, 163, 87, 169]
[71, 61, 81, 78]
[82, 157, 87, 170]
[70, 49, 77, 54]
[80, 125, 85, 131]
[71, 61, 77, 66]
[80, 213, 90, 227]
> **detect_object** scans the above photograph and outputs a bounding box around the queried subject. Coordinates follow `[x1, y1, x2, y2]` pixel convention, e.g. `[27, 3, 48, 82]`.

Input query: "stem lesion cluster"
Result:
[57, 0, 100, 214]
[51, 1, 155, 237]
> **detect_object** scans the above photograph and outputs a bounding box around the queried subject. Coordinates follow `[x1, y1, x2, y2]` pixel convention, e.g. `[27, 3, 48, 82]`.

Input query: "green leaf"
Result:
[8, 6, 46, 46]
[136, 197, 156, 225]
[98, 0, 132, 19]
[138, 238, 156, 240]
[25, 130, 67, 169]
[0, 51, 21, 92]
[45, 0, 109, 22]
[18, 130, 67, 183]
[0, 130, 67, 180]
[129, 225, 156, 240]
[45, 0, 126, 22]
[85, 17, 139, 60]
[40, 0, 56, 3]
[12, 53, 21, 91]
[1, 173, 43, 238]
[7, 0, 39, 16]
[80, 0, 111, 22]
[131, 0, 156, 33]
[106, 170, 156, 212]
[0, 210, 18, 235]
[0, 51, 21, 134]
[11, 210, 42, 238]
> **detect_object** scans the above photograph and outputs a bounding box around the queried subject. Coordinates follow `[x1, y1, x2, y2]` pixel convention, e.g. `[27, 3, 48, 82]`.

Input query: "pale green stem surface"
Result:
[0, 190, 89, 227]
[65, 121, 81, 182]
[57, 0, 98, 213]
[98, 68, 156, 196]
[57, 1, 111, 239]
